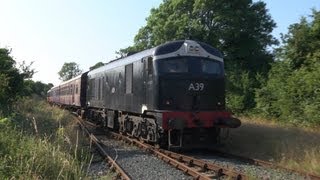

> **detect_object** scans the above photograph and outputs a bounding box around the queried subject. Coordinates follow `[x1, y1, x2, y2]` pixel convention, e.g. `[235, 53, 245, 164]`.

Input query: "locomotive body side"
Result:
[85, 48, 158, 128]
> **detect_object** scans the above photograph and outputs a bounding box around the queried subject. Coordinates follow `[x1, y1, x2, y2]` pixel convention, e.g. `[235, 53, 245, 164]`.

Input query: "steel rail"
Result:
[110, 132, 246, 180]
[75, 117, 131, 180]
[158, 149, 244, 179]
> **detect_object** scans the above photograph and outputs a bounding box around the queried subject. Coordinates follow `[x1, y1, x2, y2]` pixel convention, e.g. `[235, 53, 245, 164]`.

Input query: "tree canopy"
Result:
[255, 9, 320, 126]
[89, 62, 105, 71]
[0, 48, 24, 114]
[120, 0, 278, 112]
[58, 62, 82, 81]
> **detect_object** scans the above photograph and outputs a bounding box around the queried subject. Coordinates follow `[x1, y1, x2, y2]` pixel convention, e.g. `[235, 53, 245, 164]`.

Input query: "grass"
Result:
[0, 97, 91, 179]
[220, 116, 320, 176]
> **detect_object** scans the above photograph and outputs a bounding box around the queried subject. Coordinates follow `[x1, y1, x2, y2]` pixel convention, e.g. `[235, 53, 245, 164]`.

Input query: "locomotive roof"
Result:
[88, 46, 157, 77]
[88, 40, 223, 77]
[48, 40, 223, 93]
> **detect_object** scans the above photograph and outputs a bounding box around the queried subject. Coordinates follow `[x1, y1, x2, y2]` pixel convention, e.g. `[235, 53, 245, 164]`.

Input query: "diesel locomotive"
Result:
[47, 40, 241, 149]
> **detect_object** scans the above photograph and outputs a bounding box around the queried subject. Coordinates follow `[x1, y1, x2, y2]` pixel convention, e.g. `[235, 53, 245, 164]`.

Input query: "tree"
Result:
[18, 61, 36, 79]
[120, 0, 278, 112]
[255, 9, 320, 126]
[23, 80, 54, 98]
[89, 62, 105, 71]
[0, 48, 24, 115]
[58, 62, 82, 81]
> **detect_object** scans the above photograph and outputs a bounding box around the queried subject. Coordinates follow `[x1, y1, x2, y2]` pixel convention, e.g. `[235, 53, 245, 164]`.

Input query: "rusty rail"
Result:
[75, 117, 131, 180]
[158, 149, 243, 179]
[110, 132, 247, 180]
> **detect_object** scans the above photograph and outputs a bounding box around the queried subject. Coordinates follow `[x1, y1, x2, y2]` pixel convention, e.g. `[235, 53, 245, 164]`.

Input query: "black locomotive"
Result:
[47, 40, 241, 149]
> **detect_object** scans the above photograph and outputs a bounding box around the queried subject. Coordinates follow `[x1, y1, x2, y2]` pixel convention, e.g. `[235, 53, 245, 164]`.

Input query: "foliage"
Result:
[58, 62, 82, 81]
[226, 71, 254, 112]
[22, 80, 53, 98]
[0, 48, 24, 115]
[89, 61, 105, 70]
[119, 0, 278, 112]
[0, 48, 48, 114]
[0, 98, 88, 179]
[18, 60, 36, 79]
[255, 9, 320, 126]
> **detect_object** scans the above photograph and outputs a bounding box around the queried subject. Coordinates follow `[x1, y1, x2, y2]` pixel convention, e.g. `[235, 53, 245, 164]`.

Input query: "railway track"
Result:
[75, 117, 131, 180]
[107, 130, 320, 180]
[109, 131, 247, 180]
[76, 115, 247, 179]
[76, 116, 320, 180]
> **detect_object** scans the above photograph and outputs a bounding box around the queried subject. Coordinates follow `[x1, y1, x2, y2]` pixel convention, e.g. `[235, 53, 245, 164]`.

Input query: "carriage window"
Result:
[125, 64, 133, 94]
[201, 60, 222, 75]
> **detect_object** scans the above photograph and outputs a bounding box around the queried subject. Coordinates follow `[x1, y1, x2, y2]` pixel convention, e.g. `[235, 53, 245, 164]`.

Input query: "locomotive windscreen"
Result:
[157, 57, 223, 75]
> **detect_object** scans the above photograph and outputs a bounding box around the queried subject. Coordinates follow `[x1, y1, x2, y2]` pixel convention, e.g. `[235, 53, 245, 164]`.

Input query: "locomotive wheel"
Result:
[124, 120, 133, 134]
[140, 122, 148, 139]
[131, 124, 139, 137]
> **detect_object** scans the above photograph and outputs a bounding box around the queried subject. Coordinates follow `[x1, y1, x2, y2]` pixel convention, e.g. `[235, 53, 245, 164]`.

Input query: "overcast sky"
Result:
[0, 0, 319, 85]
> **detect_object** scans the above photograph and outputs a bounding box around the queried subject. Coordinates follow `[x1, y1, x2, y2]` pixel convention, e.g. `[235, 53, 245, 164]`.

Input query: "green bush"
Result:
[255, 10, 320, 127]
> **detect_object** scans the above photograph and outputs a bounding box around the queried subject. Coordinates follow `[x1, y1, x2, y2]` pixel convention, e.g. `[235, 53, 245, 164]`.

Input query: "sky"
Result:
[0, 0, 319, 86]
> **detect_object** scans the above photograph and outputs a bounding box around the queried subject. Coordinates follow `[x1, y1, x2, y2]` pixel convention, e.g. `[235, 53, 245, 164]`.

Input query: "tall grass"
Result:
[221, 116, 320, 175]
[0, 97, 89, 179]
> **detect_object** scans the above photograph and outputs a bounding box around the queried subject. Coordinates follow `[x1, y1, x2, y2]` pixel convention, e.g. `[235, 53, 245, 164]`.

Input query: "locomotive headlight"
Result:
[188, 45, 200, 54]
[164, 98, 173, 106]
[217, 101, 224, 109]
[189, 45, 194, 52]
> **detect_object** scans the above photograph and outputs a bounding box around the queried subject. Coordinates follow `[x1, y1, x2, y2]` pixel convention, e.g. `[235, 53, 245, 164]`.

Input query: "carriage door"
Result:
[143, 57, 153, 112]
